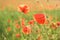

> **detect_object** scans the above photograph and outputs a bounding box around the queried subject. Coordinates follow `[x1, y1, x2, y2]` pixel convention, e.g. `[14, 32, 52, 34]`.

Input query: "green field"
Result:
[0, 9, 60, 40]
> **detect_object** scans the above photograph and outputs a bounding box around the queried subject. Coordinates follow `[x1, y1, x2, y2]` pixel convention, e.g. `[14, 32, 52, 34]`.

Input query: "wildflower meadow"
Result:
[0, 0, 60, 40]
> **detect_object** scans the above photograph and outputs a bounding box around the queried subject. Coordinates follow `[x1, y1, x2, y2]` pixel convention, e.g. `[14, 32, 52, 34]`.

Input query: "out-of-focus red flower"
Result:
[18, 4, 29, 14]
[7, 27, 11, 32]
[16, 33, 20, 38]
[56, 22, 60, 26]
[21, 18, 25, 27]
[28, 20, 34, 25]
[34, 13, 45, 24]
[15, 24, 20, 29]
[22, 26, 31, 35]
[50, 23, 57, 29]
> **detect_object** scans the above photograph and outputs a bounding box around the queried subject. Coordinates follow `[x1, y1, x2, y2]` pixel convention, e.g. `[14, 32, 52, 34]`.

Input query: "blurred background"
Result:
[0, 0, 60, 40]
[0, 0, 60, 11]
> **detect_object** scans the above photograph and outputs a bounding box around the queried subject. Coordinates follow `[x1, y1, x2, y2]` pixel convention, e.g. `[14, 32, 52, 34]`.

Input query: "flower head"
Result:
[22, 25, 31, 35]
[16, 33, 20, 38]
[28, 20, 34, 25]
[34, 13, 45, 24]
[7, 27, 11, 32]
[56, 22, 60, 26]
[18, 4, 29, 14]
[21, 18, 25, 27]
[15, 23, 20, 29]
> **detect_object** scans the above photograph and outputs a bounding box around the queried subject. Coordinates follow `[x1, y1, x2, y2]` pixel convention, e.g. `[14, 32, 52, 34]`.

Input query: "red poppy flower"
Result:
[16, 33, 20, 38]
[34, 13, 45, 24]
[7, 27, 11, 32]
[56, 22, 60, 26]
[18, 4, 29, 14]
[15, 24, 20, 29]
[21, 18, 25, 27]
[28, 20, 34, 25]
[22, 26, 31, 35]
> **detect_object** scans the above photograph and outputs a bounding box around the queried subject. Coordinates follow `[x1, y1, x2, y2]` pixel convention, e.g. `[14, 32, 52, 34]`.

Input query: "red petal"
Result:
[34, 13, 45, 24]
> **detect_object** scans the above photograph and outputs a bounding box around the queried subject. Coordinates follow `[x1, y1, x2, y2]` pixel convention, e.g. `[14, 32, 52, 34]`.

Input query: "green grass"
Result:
[0, 9, 60, 40]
